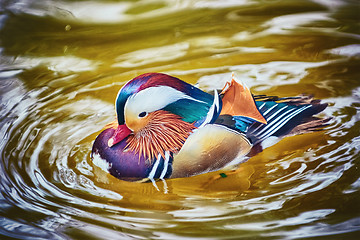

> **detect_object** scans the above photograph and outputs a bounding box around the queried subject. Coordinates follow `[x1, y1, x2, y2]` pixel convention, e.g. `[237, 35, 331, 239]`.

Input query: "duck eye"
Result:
[138, 111, 147, 118]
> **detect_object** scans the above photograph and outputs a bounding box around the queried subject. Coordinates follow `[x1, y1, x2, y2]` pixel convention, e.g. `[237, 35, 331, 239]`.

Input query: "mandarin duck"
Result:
[91, 73, 328, 181]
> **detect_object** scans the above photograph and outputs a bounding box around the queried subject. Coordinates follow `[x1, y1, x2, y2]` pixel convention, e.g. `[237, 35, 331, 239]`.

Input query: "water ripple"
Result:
[1, 0, 359, 239]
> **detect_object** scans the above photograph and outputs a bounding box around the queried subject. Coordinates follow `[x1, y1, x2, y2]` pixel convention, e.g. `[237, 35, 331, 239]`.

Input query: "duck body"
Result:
[91, 73, 328, 181]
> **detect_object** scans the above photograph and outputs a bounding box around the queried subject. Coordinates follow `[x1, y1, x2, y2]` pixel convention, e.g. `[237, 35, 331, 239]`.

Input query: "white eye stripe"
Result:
[125, 86, 206, 116]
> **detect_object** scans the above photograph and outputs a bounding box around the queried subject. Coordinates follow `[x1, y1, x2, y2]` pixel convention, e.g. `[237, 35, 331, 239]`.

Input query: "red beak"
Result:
[107, 124, 132, 147]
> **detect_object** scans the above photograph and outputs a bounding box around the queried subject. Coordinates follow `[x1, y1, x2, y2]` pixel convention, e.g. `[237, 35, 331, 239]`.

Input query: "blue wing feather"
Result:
[232, 116, 256, 132]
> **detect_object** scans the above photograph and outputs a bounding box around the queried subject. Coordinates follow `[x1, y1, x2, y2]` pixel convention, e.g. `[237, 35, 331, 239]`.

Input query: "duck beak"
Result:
[108, 124, 132, 147]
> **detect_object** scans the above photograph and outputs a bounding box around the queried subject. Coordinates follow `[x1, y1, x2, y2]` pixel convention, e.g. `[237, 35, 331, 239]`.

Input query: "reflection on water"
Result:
[1, 0, 360, 239]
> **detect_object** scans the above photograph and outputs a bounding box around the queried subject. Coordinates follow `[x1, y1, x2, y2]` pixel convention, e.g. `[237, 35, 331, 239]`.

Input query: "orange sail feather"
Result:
[220, 73, 267, 124]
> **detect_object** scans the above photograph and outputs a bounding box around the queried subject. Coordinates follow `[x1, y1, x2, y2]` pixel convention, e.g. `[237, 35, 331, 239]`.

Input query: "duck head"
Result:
[98, 73, 222, 164]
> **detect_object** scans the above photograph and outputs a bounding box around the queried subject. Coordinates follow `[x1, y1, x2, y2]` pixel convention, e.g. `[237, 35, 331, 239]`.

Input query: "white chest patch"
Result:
[92, 152, 112, 172]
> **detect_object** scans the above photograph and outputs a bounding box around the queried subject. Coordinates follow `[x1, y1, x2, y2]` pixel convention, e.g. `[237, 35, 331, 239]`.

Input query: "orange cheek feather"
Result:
[125, 115, 150, 133]
[126, 110, 196, 161]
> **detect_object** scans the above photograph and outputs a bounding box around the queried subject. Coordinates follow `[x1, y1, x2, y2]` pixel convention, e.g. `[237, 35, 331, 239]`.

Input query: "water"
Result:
[1, 0, 360, 239]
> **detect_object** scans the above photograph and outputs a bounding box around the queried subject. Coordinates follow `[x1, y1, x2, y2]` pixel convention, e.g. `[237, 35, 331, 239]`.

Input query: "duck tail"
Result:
[246, 95, 329, 145]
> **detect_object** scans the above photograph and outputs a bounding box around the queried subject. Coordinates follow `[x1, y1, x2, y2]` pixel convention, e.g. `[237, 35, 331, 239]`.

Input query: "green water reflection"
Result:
[0, 0, 359, 239]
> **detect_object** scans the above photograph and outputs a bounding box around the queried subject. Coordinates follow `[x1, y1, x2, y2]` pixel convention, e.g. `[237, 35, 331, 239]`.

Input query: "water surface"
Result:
[1, 0, 360, 239]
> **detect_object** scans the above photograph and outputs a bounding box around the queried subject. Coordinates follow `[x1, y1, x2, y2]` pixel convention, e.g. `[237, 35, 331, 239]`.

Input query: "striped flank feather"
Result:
[245, 95, 328, 145]
[147, 151, 173, 179]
